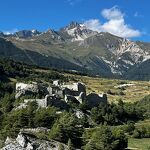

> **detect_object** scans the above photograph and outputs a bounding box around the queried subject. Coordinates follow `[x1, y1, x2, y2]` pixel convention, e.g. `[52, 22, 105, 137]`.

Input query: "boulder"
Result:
[16, 133, 27, 148]
[26, 142, 33, 150]
[5, 137, 13, 145]
[1, 131, 69, 150]
[75, 109, 85, 119]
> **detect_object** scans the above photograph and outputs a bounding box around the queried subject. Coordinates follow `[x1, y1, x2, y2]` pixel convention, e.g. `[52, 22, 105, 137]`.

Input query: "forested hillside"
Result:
[0, 58, 150, 149]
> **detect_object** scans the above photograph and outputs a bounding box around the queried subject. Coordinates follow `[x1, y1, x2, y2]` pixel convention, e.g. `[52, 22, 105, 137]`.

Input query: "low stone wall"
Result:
[20, 127, 50, 134]
[24, 98, 47, 108]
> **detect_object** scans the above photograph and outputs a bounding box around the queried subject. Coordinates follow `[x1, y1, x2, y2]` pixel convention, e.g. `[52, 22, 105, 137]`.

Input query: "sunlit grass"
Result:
[65, 74, 150, 102]
[128, 138, 150, 150]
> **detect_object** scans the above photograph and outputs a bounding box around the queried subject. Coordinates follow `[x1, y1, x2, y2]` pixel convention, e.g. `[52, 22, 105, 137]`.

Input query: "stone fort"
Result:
[15, 80, 107, 109]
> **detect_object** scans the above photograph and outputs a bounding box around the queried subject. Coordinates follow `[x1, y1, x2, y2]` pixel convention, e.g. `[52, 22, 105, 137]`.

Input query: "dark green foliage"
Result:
[0, 103, 58, 139]
[125, 122, 135, 135]
[83, 125, 127, 150]
[0, 58, 68, 82]
[79, 102, 90, 113]
[0, 57, 149, 149]
[135, 95, 150, 119]
[68, 138, 75, 150]
[34, 107, 57, 128]
[49, 112, 83, 148]
[0, 82, 14, 99]
[112, 128, 128, 149]
[0, 93, 15, 113]
[91, 100, 143, 125]
[0, 82, 15, 114]
[132, 125, 150, 138]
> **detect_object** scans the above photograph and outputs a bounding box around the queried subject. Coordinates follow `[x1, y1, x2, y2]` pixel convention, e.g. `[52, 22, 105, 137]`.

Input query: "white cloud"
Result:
[67, 0, 82, 5]
[4, 28, 18, 35]
[134, 12, 143, 18]
[84, 19, 102, 32]
[134, 12, 139, 17]
[101, 6, 124, 20]
[84, 6, 141, 38]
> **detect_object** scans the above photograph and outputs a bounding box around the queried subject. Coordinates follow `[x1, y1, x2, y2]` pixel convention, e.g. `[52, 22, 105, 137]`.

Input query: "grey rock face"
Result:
[15, 82, 39, 99]
[14, 30, 41, 38]
[15, 82, 48, 99]
[86, 93, 107, 108]
[1, 132, 68, 150]
[16, 133, 28, 148]
[60, 21, 97, 41]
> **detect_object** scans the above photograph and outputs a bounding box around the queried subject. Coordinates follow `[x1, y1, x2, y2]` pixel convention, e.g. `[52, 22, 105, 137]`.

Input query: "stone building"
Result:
[53, 80, 60, 86]
[15, 81, 107, 109]
[86, 93, 107, 108]
[15, 82, 48, 99]
[17, 94, 69, 110]
[47, 82, 87, 104]
[62, 82, 86, 96]
[47, 85, 64, 98]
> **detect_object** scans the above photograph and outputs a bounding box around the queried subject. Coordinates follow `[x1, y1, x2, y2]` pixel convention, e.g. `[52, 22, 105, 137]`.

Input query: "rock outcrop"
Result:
[15, 82, 48, 99]
[1, 131, 68, 150]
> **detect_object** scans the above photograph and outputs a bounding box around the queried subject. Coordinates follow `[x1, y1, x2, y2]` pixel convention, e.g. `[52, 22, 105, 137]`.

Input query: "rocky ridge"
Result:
[0, 21, 150, 79]
[1, 130, 68, 150]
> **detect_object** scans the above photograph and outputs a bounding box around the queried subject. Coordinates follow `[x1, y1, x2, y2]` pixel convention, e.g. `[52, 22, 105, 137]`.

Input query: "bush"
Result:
[83, 125, 127, 150]
[132, 129, 141, 138]
[49, 112, 83, 147]
[34, 107, 57, 128]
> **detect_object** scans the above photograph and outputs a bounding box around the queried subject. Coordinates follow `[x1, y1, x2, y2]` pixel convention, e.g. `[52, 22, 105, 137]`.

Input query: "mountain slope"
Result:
[0, 37, 86, 72]
[0, 22, 150, 80]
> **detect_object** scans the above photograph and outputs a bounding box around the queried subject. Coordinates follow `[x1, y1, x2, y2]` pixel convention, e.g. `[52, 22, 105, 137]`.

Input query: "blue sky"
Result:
[0, 0, 149, 41]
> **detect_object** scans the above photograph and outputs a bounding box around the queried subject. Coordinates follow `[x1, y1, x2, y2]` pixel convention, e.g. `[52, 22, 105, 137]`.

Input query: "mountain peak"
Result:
[59, 21, 97, 41]
[0, 31, 4, 37]
[31, 29, 40, 34]
[67, 21, 81, 29]
[62, 21, 86, 31]
[14, 30, 41, 38]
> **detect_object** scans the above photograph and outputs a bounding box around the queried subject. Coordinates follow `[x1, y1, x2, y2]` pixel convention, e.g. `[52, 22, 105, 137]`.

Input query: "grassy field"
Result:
[128, 138, 150, 150]
[135, 120, 150, 127]
[65, 74, 150, 103]
[33, 68, 150, 103]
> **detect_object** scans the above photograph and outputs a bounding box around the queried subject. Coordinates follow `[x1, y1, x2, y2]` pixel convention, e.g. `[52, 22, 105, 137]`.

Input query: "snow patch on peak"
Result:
[79, 24, 86, 28]
[63, 22, 98, 41]
[31, 29, 37, 33]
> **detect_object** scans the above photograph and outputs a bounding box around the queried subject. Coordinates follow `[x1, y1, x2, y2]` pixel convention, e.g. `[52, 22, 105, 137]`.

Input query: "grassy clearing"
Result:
[30, 69, 150, 103]
[128, 138, 150, 150]
[135, 120, 150, 127]
[68, 75, 150, 103]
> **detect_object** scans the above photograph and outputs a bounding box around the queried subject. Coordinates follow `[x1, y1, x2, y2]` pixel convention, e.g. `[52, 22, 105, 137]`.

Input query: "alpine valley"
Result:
[0, 22, 150, 80]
